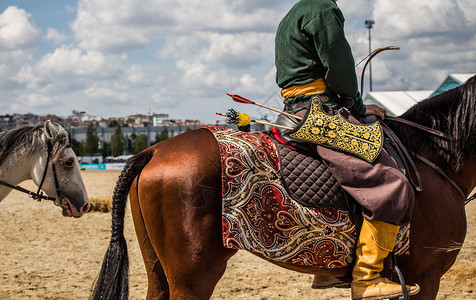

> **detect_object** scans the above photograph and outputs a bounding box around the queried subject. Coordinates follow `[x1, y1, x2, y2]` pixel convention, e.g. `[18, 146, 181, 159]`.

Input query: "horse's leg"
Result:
[138, 129, 237, 299]
[130, 177, 169, 299]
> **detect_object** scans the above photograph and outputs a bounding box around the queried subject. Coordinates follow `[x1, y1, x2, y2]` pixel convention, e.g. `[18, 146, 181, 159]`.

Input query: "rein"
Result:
[385, 116, 451, 140]
[412, 153, 475, 205]
[0, 140, 63, 205]
[384, 117, 474, 205]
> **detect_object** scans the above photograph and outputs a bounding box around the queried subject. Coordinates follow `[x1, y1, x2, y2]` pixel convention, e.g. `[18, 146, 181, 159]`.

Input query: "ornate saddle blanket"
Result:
[203, 126, 409, 269]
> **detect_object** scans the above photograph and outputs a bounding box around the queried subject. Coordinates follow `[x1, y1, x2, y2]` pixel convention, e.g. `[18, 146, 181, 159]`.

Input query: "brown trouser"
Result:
[293, 102, 414, 226]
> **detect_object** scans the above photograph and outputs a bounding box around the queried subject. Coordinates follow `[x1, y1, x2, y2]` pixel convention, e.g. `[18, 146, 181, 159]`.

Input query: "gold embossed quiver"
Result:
[287, 96, 383, 163]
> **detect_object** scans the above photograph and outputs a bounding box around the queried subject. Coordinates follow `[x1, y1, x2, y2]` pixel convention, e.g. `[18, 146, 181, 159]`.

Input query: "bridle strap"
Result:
[36, 140, 53, 198]
[412, 152, 472, 205]
[0, 179, 56, 201]
[47, 140, 63, 199]
[467, 193, 476, 205]
[386, 116, 451, 140]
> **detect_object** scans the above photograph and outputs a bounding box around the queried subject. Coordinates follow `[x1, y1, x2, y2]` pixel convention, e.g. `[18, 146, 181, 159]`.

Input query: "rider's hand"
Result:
[364, 104, 387, 120]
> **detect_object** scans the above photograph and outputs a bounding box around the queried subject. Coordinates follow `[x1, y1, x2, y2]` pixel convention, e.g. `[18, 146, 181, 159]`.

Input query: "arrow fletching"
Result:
[216, 109, 251, 127]
[226, 93, 254, 104]
[217, 110, 294, 130]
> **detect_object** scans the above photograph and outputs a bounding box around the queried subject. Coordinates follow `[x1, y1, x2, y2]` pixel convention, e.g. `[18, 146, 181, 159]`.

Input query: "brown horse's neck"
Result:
[420, 149, 476, 202]
[452, 154, 476, 198]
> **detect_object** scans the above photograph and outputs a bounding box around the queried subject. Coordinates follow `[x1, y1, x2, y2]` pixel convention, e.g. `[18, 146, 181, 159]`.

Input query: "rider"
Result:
[275, 0, 420, 299]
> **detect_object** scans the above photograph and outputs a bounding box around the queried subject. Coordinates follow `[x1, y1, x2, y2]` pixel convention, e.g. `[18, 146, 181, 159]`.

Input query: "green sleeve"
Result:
[304, 7, 366, 116]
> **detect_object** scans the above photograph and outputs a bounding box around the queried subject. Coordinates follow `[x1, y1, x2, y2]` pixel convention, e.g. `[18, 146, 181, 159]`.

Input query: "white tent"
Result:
[363, 73, 474, 117]
[364, 90, 432, 117]
[432, 73, 473, 96]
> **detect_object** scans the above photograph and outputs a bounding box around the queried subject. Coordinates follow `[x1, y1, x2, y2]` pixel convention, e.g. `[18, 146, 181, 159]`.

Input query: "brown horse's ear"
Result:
[44, 120, 58, 140]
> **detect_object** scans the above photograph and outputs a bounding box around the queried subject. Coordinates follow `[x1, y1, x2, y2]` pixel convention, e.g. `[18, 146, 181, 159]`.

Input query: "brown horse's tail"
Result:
[90, 149, 154, 300]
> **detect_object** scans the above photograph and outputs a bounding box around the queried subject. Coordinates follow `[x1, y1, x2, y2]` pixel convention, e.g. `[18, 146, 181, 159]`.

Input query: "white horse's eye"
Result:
[62, 157, 75, 168]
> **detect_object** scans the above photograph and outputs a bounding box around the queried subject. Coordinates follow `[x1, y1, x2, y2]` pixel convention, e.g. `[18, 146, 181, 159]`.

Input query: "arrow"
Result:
[226, 93, 302, 121]
[216, 112, 294, 130]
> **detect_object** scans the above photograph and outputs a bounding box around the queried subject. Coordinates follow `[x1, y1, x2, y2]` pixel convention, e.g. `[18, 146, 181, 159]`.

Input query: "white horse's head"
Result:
[30, 121, 90, 217]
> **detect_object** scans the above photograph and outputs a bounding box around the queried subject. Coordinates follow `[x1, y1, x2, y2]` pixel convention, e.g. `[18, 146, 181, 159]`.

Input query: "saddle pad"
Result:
[276, 141, 348, 209]
[203, 126, 409, 269]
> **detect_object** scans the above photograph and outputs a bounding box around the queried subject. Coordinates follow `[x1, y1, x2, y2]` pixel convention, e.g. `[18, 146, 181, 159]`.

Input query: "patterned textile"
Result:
[203, 126, 409, 270]
[287, 96, 383, 163]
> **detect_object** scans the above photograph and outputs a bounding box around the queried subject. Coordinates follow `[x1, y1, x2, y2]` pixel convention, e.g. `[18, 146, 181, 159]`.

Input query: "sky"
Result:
[0, 0, 475, 124]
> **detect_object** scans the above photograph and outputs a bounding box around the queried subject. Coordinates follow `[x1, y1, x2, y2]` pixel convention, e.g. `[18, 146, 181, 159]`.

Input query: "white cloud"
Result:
[158, 31, 274, 69]
[151, 89, 179, 109]
[238, 74, 258, 92]
[200, 32, 274, 68]
[45, 28, 67, 44]
[125, 64, 151, 86]
[84, 84, 134, 103]
[71, 0, 170, 52]
[176, 60, 237, 97]
[0, 6, 42, 50]
[13, 64, 45, 89]
[263, 67, 278, 91]
[0, 50, 33, 90]
[13, 45, 123, 92]
[35, 45, 120, 78]
[11, 93, 56, 112]
[0, 7, 40, 91]
[374, 1, 471, 41]
[70, 0, 293, 53]
[157, 35, 200, 60]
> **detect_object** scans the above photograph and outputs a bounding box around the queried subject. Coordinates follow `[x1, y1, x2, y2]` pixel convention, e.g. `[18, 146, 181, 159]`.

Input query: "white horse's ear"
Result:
[44, 120, 58, 140]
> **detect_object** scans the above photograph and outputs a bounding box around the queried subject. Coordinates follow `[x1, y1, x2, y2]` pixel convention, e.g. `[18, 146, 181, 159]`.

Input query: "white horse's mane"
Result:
[0, 122, 69, 165]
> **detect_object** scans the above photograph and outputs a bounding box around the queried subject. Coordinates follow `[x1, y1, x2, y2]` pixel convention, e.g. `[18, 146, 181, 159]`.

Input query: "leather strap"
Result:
[0, 179, 56, 201]
[386, 116, 450, 140]
[412, 153, 469, 204]
[380, 121, 423, 191]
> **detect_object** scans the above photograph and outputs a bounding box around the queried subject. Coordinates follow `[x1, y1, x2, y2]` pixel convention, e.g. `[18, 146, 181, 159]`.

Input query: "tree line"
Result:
[70, 123, 176, 157]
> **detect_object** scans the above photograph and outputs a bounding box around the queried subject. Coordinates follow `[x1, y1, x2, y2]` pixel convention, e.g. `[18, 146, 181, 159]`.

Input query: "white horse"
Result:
[0, 120, 90, 217]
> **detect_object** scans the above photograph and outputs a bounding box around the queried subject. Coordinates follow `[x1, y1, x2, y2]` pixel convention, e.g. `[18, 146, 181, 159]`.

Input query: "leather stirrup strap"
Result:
[389, 252, 410, 300]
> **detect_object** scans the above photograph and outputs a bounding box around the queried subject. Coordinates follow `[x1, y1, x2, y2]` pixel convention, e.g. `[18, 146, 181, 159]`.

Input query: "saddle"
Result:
[275, 113, 420, 194]
[273, 131, 351, 211]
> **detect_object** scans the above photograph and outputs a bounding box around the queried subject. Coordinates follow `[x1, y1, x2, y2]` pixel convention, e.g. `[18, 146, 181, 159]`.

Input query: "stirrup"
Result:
[389, 252, 409, 300]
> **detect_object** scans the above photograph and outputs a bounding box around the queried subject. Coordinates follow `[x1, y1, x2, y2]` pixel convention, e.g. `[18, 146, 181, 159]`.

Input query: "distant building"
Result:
[125, 114, 150, 127]
[152, 113, 169, 126]
[0, 113, 43, 130]
[67, 110, 102, 128]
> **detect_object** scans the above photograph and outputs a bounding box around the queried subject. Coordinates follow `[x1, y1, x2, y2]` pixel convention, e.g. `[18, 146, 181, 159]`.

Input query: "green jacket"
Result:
[275, 0, 365, 116]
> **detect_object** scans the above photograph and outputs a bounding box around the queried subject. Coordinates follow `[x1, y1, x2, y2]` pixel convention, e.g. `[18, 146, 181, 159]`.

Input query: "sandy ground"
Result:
[0, 170, 475, 299]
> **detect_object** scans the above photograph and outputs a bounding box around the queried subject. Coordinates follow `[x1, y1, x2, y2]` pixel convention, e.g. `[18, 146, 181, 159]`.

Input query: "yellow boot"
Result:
[351, 219, 420, 299]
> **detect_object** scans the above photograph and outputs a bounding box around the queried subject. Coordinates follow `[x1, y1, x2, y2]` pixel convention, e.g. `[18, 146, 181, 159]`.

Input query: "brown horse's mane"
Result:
[387, 74, 476, 171]
[0, 123, 69, 166]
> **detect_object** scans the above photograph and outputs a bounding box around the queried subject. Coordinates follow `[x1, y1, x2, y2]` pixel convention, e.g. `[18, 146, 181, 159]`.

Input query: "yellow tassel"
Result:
[236, 113, 251, 127]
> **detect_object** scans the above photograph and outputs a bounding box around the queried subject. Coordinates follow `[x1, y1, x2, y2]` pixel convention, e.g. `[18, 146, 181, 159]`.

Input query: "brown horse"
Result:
[91, 75, 476, 300]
